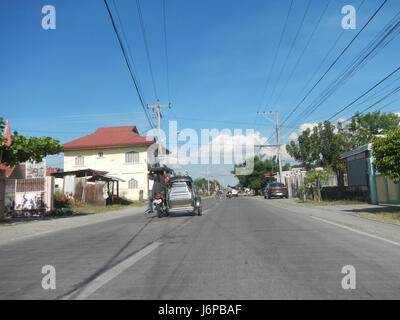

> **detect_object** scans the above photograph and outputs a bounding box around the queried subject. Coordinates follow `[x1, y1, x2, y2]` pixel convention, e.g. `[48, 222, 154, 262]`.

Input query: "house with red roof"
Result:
[63, 126, 155, 201]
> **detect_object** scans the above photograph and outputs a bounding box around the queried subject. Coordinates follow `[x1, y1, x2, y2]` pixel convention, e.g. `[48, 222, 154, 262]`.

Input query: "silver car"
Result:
[168, 176, 202, 216]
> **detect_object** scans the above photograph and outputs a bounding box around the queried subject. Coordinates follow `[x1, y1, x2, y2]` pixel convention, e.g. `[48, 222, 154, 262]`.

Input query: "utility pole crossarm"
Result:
[256, 111, 283, 183]
[147, 99, 172, 162]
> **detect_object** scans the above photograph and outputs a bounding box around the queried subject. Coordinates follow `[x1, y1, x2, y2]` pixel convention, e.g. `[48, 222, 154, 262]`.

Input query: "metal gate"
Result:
[14, 177, 54, 212]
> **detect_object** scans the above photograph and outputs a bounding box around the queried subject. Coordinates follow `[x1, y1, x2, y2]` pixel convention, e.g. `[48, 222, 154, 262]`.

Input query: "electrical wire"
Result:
[280, 0, 387, 129]
[268, 0, 313, 105]
[103, 0, 155, 128]
[163, 0, 171, 102]
[136, 0, 159, 100]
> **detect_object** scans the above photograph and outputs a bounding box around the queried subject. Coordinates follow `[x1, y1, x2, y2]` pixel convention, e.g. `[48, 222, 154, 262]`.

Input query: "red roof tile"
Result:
[46, 168, 59, 175]
[63, 126, 155, 150]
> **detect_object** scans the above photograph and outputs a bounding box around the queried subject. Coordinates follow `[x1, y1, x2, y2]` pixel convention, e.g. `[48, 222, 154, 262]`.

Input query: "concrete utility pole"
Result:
[256, 111, 283, 183]
[147, 99, 171, 163]
[207, 166, 210, 194]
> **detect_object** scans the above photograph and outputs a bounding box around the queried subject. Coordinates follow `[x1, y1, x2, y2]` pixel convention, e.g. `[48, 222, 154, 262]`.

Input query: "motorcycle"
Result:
[153, 192, 168, 218]
[227, 191, 232, 199]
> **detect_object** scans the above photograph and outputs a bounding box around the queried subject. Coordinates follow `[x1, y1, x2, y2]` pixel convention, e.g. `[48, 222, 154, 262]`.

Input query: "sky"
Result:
[1, 0, 400, 185]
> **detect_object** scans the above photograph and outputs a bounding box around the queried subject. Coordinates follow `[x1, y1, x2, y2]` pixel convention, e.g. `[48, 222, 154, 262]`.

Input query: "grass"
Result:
[351, 210, 400, 225]
[296, 200, 366, 206]
[49, 197, 146, 216]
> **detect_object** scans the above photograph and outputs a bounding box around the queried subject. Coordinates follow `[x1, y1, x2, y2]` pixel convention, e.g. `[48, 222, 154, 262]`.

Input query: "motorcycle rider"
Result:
[145, 172, 166, 214]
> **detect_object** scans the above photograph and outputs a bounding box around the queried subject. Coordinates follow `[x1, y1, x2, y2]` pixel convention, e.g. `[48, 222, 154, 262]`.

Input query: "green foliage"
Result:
[286, 121, 346, 171]
[304, 168, 333, 202]
[232, 155, 290, 194]
[0, 117, 64, 167]
[304, 168, 333, 186]
[350, 111, 400, 148]
[193, 178, 221, 190]
[373, 128, 400, 183]
[286, 112, 400, 172]
[0, 118, 5, 145]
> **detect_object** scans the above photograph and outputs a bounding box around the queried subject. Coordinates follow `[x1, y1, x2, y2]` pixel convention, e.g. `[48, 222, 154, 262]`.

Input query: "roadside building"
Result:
[340, 144, 376, 204]
[341, 143, 400, 205]
[62, 126, 155, 201]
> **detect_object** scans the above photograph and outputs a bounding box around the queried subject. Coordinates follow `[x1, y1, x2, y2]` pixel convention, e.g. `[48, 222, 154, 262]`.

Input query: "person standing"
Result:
[145, 173, 155, 214]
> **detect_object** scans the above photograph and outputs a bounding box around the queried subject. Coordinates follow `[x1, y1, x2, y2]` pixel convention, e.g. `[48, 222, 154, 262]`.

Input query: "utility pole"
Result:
[147, 99, 171, 163]
[256, 111, 283, 183]
[207, 166, 210, 194]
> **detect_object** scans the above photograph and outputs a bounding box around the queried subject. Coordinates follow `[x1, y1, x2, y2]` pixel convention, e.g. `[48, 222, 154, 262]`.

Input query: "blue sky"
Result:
[1, 0, 400, 185]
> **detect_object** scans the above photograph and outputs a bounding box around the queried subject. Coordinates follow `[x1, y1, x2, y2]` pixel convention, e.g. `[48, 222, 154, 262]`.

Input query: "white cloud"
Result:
[289, 132, 298, 141]
[299, 123, 318, 132]
[160, 130, 294, 166]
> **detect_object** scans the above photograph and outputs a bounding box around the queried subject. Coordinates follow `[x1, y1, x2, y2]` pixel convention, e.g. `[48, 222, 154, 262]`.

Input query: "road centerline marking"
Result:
[311, 216, 400, 247]
[63, 241, 162, 300]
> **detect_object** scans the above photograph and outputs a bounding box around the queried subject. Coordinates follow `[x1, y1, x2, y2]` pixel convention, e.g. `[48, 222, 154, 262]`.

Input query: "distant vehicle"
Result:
[226, 186, 239, 198]
[263, 182, 288, 199]
[231, 188, 239, 197]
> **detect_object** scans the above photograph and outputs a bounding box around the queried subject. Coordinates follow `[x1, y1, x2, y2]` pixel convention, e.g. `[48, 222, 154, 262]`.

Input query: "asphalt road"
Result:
[0, 196, 399, 299]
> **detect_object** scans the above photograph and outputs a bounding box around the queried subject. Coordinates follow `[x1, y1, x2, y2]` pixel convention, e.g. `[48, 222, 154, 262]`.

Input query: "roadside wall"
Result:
[321, 186, 370, 202]
[0, 170, 4, 222]
[4, 179, 16, 215]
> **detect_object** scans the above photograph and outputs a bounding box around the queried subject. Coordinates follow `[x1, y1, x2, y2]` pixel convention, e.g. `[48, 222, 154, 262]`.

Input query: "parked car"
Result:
[263, 182, 288, 199]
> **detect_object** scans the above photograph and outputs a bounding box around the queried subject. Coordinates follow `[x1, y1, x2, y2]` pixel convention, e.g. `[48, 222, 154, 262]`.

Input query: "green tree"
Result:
[286, 121, 347, 172]
[232, 156, 290, 194]
[349, 111, 400, 148]
[286, 127, 320, 170]
[304, 168, 333, 202]
[372, 128, 400, 183]
[193, 177, 221, 191]
[0, 117, 63, 167]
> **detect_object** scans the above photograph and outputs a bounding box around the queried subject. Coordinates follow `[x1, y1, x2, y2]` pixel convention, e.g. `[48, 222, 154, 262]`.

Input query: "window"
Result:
[75, 155, 84, 166]
[97, 151, 104, 158]
[128, 178, 138, 189]
[125, 151, 139, 164]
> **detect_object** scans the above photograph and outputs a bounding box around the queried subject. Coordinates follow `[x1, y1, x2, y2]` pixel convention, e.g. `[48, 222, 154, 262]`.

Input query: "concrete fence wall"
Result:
[5, 179, 16, 215]
[0, 170, 5, 222]
[321, 185, 370, 202]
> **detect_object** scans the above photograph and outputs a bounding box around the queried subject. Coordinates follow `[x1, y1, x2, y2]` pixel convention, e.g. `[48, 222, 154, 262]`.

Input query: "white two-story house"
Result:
[63, 126, 155, 201]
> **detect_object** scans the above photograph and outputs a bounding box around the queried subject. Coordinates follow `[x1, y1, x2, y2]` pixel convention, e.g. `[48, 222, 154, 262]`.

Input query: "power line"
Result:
[355, 86, 400, 116]
[163, 0, 171, 102]
[257, 0, 294, 115]
[298, 11, 400, 124]
[268, 0, 312, 105]
[280, 0, 388, 128]
[327, 65, 400, 121]
[111, 0, 147, 106]
[253, 0, 294, 136]
[136, 0, 159, 100]
[103, 0, 155, 128]
[272, 0, 332, 107]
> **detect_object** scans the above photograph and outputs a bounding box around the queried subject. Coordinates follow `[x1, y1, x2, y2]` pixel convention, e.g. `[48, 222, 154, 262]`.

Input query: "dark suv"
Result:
[263, 182, 288, 199]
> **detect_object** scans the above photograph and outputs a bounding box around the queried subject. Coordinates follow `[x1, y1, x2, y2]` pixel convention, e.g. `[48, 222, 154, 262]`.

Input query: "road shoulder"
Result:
[0, 206, 146, 245]
[254, 197, 400, 244]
